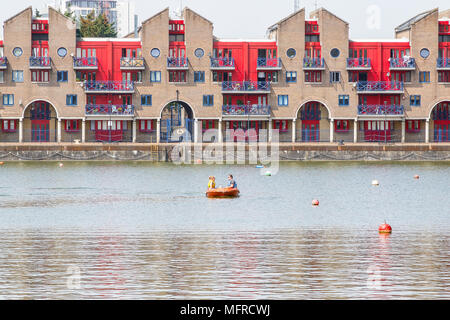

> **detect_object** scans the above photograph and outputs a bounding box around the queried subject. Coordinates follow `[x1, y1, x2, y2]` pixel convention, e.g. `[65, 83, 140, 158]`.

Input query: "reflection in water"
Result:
[0, 162, 448, 299]
[0, 229, 448, 300]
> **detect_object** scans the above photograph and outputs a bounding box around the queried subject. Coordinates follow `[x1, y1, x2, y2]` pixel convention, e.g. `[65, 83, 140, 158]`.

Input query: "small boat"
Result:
[206, 188, 240, 198]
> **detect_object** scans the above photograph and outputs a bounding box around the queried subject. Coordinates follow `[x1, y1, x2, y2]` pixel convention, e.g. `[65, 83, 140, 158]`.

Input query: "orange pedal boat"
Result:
[206, 188, 240, 198]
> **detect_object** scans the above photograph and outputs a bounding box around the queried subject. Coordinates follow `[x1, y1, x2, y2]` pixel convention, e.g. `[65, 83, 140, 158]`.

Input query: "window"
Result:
[122, 71, 142, 83]
[203, 95, 214, 106]
[267, 71, 278, 83]
[420, 48, 430, 59]
[330, 48, 340, 58]
[335, 120, 350, 132]
[57, 47, 67, 57]
[286, 71, 297, 83]
[286, 48, 296, 58]
[410, 95, 421, 107]
[330, 71, 341, 83]
[273, 120, 288, 132]
[12, 70, 23, 82]
[305, 35, 320, 42]
[66, 95, 77, 106]
[438, 71, 450, 83]
[140, 120, 154, 132]
[406, 120, 421, 132]
[65, 120, 79, 132]
[212, 71, 232, 82]
[141, 95, 152, 106]
[305, 71, 322, 83]
[278, 95, 288, 106]
[0, 71, 4, 83]
[57, 71, 68, 82]
[169, 71, 187, 83]
[194, 48, 204, 58]
[194, 71, 205, 82]
[3, 94, 14, 106]
[150, 71, 161, 82]
[31, 70, 49, 82]
[2, 120, 16, 132]
[419, 71, 430, 83]
[151, 48, 160, 58]
[339, 95, 350, 106]
[12, 47, 23, 57]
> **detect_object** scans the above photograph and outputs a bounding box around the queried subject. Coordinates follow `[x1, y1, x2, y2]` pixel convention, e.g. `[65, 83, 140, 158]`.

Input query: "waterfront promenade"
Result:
[0, 142, 449, 161]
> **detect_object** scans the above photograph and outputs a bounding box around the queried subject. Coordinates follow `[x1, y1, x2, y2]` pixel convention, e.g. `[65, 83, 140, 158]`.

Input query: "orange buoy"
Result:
[414, 175, 420, 179]
[379, 222, 392, 234]
[0, 161, 4, 165]
[312, 199, 320, 206]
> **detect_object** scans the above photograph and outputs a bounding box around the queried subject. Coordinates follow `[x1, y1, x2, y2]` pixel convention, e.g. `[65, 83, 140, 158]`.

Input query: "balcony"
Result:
[29, 57, 52, 69]
[347, 58, 371, 70]
[84, 81, 135, 94]
[120, 57, 145, 70]
[0, 57, 7, 69]
[356, 81, 404, 94]
[167, 57, 188, 70]
[73, 57, 98, 70]
[390, 58, 416, 70]
[437, 58, 450, 70]
[222, 81, 271, 94]
[358, 105, 404, 116]
[222, 105, 271, 117]
[303, 57, 325, 70]
[210, 57, 235, 70]
[256, 58, 282, 70]
[85, 104, 135, 117]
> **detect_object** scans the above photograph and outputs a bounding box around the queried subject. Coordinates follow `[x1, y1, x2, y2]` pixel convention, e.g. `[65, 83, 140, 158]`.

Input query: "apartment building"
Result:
[0, 6, 448, 144]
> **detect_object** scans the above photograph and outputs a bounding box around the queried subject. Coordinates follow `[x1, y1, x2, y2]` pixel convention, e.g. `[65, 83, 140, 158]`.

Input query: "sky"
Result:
[1, 0, 449, 40]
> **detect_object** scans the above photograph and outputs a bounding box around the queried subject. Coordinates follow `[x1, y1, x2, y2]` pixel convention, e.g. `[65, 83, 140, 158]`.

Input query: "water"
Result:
[0, 161, 448, 299]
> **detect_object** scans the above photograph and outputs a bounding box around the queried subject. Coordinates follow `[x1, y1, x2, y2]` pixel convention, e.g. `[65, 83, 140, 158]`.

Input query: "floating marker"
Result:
[265, 171, 272, 176]
[59, 163, 64, 167]
[414, 175, 420, 180]
[372, 180, 380, 186]
[379, 222, 392, 234]
[256, 165, 264, 169]
[0, 161, 4, 165]
[312, 199, 320, 206]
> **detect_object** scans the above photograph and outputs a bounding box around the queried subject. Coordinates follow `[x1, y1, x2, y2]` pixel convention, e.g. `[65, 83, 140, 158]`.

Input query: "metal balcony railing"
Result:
[73, 57, 98, 68]
[167, 57, 188, 68]
[347, 58, 371, 69]
[120, 57, 145, 69]
[356, 81, 404, 92]
[303, 57, 325, 69]
[222, 81, 271, 92]
[437, 58, 450, 69]
[357, 105, 404, 115]
[85, 104, 135, 116]
[210, 57, 235, 68]
[222, 105, 271, 116]
[390, 58, 416, 69]
[257, 58, 281, 69]
[0, 57, 7, 68]
[29, 56, 52, 68]
[84, 81, 135, 93]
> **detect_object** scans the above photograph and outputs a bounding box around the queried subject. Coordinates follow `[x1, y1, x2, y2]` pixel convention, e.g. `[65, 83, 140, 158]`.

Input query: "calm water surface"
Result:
[0, 161, 448, 299]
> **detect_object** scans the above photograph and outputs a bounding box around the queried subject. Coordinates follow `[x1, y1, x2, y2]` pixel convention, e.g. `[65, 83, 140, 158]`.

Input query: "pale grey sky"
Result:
[1, 0, 449, 40]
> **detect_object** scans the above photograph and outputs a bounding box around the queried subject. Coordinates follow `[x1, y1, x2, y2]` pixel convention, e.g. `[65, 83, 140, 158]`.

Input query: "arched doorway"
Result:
[431, 102, 449, 142]
[296, 101, 330, 142]
[23, 101, 58, 142]
[160, 101, 194, 143]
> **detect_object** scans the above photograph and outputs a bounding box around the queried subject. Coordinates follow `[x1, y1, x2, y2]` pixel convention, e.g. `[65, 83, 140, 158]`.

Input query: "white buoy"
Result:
[265, 171, 272, 176]
[59, 163, 64, 168]
[372, 180, 379, 186]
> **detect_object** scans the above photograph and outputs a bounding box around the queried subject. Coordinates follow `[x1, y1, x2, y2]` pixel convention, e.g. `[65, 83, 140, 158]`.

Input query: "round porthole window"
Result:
[287, 48, 296, 58]
[13, 47, 23, 57]
[57, 47, 67, 58]
[151, 48, 160, 58]
[420, 48, 430, 59]
[330, 48, 340, 58]
[194, 48, 204, 58]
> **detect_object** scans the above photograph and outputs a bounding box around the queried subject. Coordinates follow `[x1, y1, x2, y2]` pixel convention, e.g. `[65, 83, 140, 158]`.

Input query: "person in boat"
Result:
[227, 174, 237, 189]
[208, 176, 216, 190]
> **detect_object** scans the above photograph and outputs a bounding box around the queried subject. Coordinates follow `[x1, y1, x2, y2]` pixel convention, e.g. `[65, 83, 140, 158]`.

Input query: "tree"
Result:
[64, 4, 76, 22]
[35, 9, 41, 18]
[80, 11, 117, 38]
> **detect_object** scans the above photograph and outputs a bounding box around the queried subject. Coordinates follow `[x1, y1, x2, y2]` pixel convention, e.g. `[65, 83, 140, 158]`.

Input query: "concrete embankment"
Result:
[0, 143, 449, 161]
